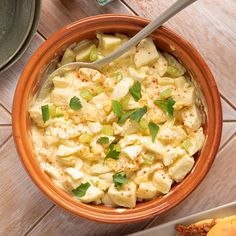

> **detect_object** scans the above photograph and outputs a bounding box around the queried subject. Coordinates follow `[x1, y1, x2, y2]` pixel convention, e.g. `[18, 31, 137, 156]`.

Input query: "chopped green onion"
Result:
[80, 89, 93, 101]
[148, 121, 159, 143]
[154, 98, 175, 118]
[113, 172, 128, 189]
[166, 66, 181, 77]
[72, 182, 90, 197]
[182, 139, 193, 151]
[49, 105, 56, 118]
[93, 85, 104, 95]
[112, 100, 123, 117]
[115, 71, 123, 82]
[160, 88, 172, 99]
[130, 106, 147, 122]
[79, 133, 93, 144]
[129, 81, 142, 102]
[97, 136, 109, 145]
[41, 105, 49, 123]
[89, 47, 98, 62]
[101, 125, 114, 136]
[69, 96, 82, 110]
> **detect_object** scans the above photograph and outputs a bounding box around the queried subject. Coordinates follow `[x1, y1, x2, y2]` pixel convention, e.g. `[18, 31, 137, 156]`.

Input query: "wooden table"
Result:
[1, 0, 236, 235]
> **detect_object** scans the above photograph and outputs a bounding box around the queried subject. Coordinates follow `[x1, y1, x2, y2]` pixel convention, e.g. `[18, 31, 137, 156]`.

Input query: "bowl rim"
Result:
[12, 14, 222, 223]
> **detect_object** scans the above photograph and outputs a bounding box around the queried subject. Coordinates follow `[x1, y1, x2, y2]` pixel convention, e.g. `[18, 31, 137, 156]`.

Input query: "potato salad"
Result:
[29, 33, 205, 208]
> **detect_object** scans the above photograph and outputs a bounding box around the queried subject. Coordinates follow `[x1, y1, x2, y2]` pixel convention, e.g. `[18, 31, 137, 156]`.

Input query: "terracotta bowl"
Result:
[12, 14, 222, 223]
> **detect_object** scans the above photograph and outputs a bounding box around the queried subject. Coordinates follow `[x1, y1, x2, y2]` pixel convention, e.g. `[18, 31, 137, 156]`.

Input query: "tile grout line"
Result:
[23, 205, 56, 236]
[218, 132, 236, 153]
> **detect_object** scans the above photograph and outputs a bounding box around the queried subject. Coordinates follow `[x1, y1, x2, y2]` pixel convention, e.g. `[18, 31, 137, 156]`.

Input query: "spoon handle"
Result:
[94, 0, 197, 67]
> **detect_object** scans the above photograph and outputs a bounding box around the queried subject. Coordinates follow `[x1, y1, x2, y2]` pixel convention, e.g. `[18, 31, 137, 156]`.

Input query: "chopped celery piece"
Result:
[93, 85, 104, 95]
[160, 88, 172, 99]
[101, 125, 114, 136]
[79, 133, 93, 144]
[41, 105, 49, 123]
[166, 66, 181, 77]
[49, 105, 56, 118]
[120, 96, 130, 109]
[80, 89, 93, 101]
[182, 139, 193, 151]
[89, 47, 98, 62]
[139, 118, 148, 130]
[115, 71, 123, 82]
[55, 107, 64, 117]
[142, 155, 155, 165]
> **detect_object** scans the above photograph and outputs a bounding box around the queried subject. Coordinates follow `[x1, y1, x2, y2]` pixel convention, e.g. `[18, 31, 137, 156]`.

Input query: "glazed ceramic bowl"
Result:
[12, 15, 222, 223]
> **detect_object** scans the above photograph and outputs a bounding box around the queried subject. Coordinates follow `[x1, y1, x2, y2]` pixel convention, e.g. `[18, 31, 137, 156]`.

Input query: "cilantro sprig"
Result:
[72, 182, 90, 197]
[148, 121, 159, 143]
[113, 172, 128, 189]
[97, 136, 109, 145]
[154, 97, 175, 118]
[105, 142, 120, 161]
[129, 81, 142, 101]
[69, 96, 82, 110]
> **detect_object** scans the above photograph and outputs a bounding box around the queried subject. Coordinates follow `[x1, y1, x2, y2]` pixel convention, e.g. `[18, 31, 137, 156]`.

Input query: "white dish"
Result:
[129, 201, 236, 236]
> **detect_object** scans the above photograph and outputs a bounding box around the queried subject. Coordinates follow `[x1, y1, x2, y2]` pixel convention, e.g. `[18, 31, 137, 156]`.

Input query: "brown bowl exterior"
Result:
[12, 14, 222, 223]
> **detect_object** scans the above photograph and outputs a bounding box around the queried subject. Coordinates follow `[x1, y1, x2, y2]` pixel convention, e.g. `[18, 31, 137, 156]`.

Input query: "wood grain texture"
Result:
[0, 33, 44, 111]
[0, 138, 53, 235]
[27, 206, 148, 236]
[0, 0, 235, 234]
[123, 0, 236, 107]
[38, 0, 134, 38]
[144, 135, 236, 228]
[0, 104, 11, 124]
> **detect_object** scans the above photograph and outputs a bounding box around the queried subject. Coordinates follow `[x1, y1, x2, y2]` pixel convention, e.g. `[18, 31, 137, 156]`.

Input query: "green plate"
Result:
[0, 0, 41, 73]
[0, 0, 35, 69]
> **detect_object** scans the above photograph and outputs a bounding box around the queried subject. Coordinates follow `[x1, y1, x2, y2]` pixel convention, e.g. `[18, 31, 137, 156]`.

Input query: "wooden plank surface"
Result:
[123, 0, 236, 107]
[0, 0, 235, 235]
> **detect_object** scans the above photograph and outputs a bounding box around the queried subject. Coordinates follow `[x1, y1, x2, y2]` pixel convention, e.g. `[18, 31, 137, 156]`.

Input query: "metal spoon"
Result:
[38, 0, 197, 96]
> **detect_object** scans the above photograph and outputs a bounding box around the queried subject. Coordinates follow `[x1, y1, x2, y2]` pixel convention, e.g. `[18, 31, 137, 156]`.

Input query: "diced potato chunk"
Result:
[136, 182, 158, 199]
[122, 145, 142, 160]
[97, 33, 122, 50]
[90, 164, 112, 175]
[188, 128, 205, 156]
[56, 145, 83, 156]
[168, 155, 194, 182]
[153, 170, 173, 194]
[78, 185, 104, 203]
[65, 168, 84, 180]
[111, 77, 134, 101]
[182, 105, 202, 132]
[134, 38, 159, 68]
[108, 182, 136, 208]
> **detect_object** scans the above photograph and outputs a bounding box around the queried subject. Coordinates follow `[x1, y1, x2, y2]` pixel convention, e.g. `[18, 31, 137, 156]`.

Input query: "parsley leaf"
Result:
[130, 106, 147, 122]
[148, 121, 159, 142]
[154, 98, 175, 117]
[69, 96, 82, 110]
[41, 105, 50, 123]
[105, 149, 120, 160]
[129, 81, 142, 101]
[113, 172, 128, 189]
[118, 109, 135, 124]
[72, 182, 90, 197]
[112, 100, 123, 117]
[97, 136, 109, 145]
